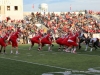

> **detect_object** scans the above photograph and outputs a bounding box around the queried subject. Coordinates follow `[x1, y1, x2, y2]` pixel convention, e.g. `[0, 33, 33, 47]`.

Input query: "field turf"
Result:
[0, 44, 100, 75]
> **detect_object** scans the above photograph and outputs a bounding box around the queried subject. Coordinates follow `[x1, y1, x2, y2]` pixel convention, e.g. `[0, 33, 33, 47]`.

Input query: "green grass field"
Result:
[0, 44, 100, 75]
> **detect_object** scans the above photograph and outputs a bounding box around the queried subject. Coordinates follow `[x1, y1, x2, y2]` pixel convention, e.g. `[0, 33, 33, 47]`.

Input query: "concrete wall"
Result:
[0, 0, 23, 20]
[23, 11, 85, 16]
[93, 34, 100, 39]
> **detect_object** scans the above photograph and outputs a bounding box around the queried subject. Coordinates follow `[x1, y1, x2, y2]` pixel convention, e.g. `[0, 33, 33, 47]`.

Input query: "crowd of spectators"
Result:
[30, 11, 100, 35]
[0, 11, 100, 44]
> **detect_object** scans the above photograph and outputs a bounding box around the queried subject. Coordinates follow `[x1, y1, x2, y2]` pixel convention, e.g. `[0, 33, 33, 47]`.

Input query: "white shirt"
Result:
[80, 33, 84, 37]
[68, 36, 74, 42]
[90, 38, 97, 42]
[68, 39, 74, 42]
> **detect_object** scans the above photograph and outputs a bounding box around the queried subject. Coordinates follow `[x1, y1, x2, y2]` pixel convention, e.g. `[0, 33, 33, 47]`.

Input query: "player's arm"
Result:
[17, 34, 20, 38]
[49, 36, 52, 42]
[7, 33, 12, 41]
[76, 37, 79, 45]
[92, 40, 95, 46]
[18, 32, 21, 38]
[39, 37, 42, 43]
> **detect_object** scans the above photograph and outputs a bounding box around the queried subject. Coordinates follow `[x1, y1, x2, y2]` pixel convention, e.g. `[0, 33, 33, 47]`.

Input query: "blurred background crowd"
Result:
[0, 11, 100, 44]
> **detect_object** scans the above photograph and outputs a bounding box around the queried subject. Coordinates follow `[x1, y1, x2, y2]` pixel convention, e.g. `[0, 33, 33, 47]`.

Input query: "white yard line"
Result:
[1, 55, 100, 74]
[0, 57, 67, 70]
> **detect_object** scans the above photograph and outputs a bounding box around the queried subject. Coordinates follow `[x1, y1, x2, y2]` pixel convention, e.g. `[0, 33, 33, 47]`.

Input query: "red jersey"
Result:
[10, 31, 19, 40]
[2, 33, 9, 40]
[36, 35, 42, 40]
[44, 34, 50, 40]
[41, 33, 51, 41]
[31, 34, 42, 40]
[68, 34, 78, 42]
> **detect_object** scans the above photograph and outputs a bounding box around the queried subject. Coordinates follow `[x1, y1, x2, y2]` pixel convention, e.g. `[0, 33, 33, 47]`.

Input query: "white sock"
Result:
[85, 45, 88, 51]
[65, 48, 68, 50]
[11, 50, 13, 53]
[48, 46, 50, 50]
[16, 51, 18, 54]
[73, 47, 76, 52]
[90, 48, 93, 52]
[71, 48, 73, 53]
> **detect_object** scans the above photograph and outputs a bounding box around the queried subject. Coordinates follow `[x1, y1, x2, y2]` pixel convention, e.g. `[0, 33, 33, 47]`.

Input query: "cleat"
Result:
[29, 47, 31, 50]
[73, 52, 77, 54]
[38, 48, 41, 51]
[48, 50, 52, 52]
[16, 53, 20, 54]
[58, 48, 61, 51]
[10, 53, 14, 54]
[58, 49, 61, 51]
[65, 50, 70, 52]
